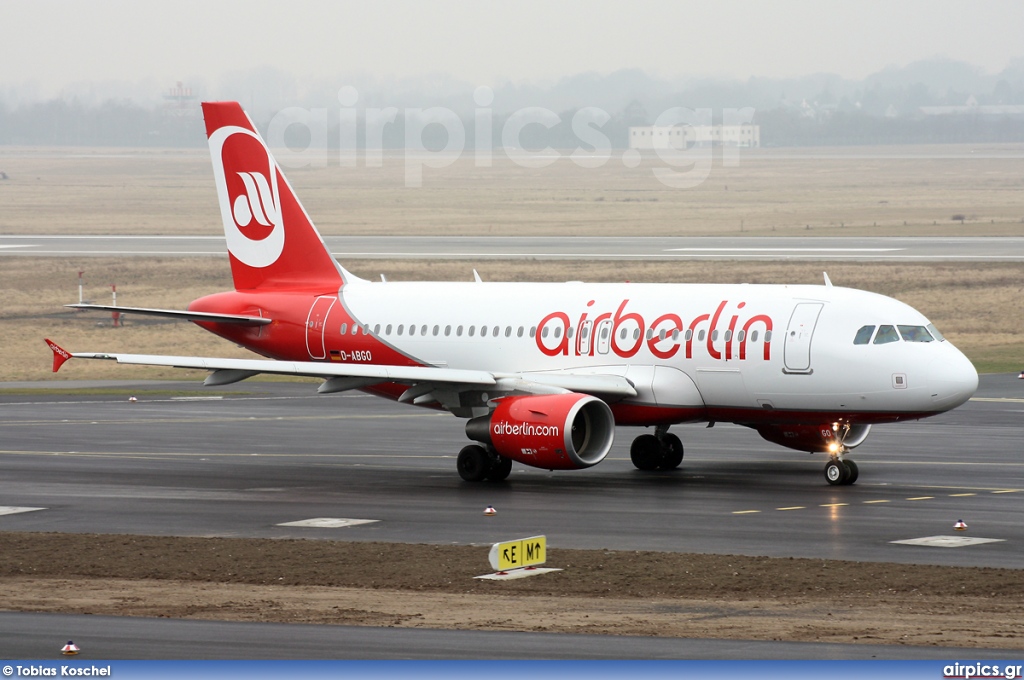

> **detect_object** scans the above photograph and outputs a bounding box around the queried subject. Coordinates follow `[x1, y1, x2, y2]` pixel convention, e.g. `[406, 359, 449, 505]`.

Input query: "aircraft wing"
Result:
[65, 304, 270, 325]
[44, 340, 638, 402]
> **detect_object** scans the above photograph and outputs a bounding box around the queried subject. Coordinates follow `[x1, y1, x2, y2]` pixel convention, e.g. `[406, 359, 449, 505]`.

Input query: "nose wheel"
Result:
[824, 457, 859, 486]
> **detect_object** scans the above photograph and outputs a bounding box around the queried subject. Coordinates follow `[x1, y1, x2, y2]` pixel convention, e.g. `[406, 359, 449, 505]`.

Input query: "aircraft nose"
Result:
[928, 350, 978, 411]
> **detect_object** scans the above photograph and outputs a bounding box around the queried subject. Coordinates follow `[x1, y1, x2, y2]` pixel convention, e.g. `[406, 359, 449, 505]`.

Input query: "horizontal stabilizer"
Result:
[65, 304, 270, 325]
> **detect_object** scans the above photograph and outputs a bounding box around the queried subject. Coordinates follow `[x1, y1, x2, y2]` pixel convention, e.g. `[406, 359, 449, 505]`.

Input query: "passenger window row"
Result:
[340, 323, 537, 339]
[338, 322, 773, 344]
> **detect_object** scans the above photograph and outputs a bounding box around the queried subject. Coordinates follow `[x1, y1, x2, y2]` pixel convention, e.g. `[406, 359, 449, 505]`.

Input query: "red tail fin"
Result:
[45, 338, 73, 372]
[202, 102, 344, 291]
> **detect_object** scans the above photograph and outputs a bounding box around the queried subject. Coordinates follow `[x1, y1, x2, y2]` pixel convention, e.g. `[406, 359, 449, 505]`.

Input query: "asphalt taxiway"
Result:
[2, 235, 1024, 261]
[3, 612, 1016, 660]
[0, 374, 1020, 567]
[1, 374, 1021, 658]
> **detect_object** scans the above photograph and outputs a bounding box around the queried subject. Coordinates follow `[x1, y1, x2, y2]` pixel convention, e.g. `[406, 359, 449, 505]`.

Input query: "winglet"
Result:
[45, 338, 73, 372]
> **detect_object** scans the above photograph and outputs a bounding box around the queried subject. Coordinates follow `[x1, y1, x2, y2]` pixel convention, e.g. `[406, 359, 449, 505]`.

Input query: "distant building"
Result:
[628, 124, 760, 149]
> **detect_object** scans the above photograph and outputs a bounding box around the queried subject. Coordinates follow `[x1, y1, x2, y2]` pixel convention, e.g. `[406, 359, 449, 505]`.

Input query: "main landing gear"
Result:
[457, 444, 513, 482]
[629, 426, 684, 471]
[824, 457, 859, 486]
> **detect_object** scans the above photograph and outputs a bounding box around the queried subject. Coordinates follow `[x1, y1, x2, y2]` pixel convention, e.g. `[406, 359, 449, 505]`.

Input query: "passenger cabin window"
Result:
[899, 325, 934, 342]
[853, 325, 875, 345]
[873, 325, 899, 344]
[340, 323, 348, 335]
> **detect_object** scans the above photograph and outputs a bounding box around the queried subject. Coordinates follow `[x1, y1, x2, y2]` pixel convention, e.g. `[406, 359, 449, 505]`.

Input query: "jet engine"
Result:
[755, 423, 871, 453]
[465, 393, 616, 470]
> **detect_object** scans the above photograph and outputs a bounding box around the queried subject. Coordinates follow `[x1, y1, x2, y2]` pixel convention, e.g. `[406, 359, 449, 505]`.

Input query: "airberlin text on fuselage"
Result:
[535, 299, 774, 361]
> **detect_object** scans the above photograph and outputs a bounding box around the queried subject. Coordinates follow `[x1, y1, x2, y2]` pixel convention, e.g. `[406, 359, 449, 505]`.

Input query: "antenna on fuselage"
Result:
[823, 272, 833, 287]
[473, 269, 482, 283]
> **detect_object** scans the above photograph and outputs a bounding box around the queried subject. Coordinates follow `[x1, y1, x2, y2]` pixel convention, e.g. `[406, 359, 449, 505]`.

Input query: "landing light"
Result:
[827, 442, 840, 454]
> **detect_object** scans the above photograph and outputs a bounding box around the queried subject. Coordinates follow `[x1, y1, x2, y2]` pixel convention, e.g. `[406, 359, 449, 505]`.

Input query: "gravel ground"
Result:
[2, 532, 1022, 649]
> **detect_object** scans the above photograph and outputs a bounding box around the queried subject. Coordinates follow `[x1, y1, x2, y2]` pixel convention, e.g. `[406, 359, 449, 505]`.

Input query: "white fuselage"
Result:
[335, 280, 978, 424]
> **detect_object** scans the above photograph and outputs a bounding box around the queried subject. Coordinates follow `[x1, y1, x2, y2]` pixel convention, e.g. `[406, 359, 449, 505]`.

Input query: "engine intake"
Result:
[466, 393, 616, 470]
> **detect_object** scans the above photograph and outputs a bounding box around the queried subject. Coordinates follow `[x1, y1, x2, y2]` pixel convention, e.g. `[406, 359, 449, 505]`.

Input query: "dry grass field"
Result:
[2, 257, 1021, 381]
[0, 144, 1021, 380]
[1, 145, 1023, 237]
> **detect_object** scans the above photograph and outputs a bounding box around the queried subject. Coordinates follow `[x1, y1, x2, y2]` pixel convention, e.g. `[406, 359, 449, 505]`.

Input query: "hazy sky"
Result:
[3, 0, 1023, 95]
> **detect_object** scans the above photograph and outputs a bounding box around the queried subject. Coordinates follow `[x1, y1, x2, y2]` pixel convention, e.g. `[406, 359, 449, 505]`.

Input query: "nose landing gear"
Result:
[823, 421, 859, 485]
[824, 457, 859, 485]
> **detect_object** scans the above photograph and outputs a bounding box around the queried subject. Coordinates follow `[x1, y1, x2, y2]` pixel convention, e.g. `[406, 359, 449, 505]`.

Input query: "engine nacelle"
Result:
[466, 393, 616, 470]
[755, 423, 871, 453]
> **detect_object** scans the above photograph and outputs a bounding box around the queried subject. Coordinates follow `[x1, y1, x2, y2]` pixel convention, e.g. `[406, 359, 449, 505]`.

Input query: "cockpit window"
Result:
[873, 325, 900, 344]
[898, 325, 934, 342]
[927, 323, 945, 342]
[853, 325, 875, 345]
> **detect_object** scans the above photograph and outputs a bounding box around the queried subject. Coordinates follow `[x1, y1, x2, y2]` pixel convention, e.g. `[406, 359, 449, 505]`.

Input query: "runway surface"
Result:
[0, 374, 1020, 567]
[1, 374, 1021, 658]
[3, 235, 1024, 261]
[3, 612, 1015, 660]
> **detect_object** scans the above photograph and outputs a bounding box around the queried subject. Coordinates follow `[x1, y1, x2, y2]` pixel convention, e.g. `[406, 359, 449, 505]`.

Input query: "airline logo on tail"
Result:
[209, 126, 285, 269]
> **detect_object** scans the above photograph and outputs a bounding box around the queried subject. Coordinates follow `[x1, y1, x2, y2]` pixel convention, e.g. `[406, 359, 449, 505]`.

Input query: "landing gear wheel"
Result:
[486, 455, 513, 482]
[824, 458, 849, 486]
[843, 459, 859, 485]
[630, 434, 662, 471]
[660, 433, 684, 470]
[457, 444, 490, 482]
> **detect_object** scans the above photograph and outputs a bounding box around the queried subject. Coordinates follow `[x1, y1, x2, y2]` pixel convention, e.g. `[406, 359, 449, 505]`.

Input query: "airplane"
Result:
[46, 101, 979, 486]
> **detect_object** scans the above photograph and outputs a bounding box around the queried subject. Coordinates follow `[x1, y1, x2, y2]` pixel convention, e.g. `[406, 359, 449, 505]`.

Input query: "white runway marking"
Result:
[276, 517, 379, 528]
[890, 535, 1005, 548]
[0, 506, 46, 516]
[665, 247, 902, 252]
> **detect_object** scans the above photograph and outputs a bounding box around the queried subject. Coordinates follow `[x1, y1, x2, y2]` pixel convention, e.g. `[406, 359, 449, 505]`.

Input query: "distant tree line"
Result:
[0, 98, 205, 146]
[1, 97, 1022, 148]
[756, 109, 1024, 146]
